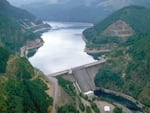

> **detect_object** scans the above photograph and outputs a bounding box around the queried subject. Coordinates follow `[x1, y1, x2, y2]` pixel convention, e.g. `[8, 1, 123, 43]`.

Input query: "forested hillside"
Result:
[83, 6, 150, 49]
[0, 0, 49, 52]
[0, 46, 10, 73]
[0, 14, 38, 52]
[95, 33, 150, 110]
[0, 0, 37, 23]
[0, 56, 53, 113]
[83, 6, 150, 112]
[0, 1, 53, 113]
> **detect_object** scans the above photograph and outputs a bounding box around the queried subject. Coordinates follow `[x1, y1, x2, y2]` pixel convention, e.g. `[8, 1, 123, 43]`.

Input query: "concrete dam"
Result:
[48, 59, 106, 94]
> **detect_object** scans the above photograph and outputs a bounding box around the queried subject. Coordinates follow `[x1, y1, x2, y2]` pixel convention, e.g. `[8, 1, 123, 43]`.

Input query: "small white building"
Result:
[104, 106, 110, 112]
[84, 91, 94, 95]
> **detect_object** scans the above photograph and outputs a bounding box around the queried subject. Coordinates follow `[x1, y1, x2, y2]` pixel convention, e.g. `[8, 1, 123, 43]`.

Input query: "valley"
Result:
[0, 0, 150, 113]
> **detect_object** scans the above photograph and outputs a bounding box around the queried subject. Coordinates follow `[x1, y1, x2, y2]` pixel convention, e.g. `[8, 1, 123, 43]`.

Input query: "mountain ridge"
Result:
[21, 0, 150, 22]
[83, 6, 150, 51]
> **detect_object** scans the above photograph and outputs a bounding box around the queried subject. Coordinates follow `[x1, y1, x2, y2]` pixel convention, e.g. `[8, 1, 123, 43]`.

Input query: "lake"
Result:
[29, 22, 95, 75]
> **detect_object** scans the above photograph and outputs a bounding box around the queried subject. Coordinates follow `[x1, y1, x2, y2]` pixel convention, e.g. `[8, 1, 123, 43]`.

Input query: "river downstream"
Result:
[29, 22, 95, 74]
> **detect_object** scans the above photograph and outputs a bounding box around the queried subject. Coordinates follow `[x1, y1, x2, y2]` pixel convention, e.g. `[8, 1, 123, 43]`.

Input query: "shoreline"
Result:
[96, 88, 145, 110]
[82, 34, 111, 54]
[20, 38, 44, 57]
[84, 48, 111, 54]
[20, 22, 51, 57]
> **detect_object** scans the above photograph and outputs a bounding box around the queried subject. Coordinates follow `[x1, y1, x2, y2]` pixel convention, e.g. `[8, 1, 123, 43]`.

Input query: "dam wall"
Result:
[48, 60, 106, 93]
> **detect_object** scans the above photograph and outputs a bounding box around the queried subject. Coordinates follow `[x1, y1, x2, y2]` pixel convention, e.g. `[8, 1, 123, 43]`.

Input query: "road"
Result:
[47, 76, 58, 113]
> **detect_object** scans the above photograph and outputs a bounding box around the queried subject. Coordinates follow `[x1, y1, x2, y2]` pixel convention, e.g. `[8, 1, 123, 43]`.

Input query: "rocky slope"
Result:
[83, 6, 150, 54]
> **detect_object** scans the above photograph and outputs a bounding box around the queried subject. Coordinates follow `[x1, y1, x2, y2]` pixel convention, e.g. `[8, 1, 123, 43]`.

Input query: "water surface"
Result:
[94, 90, 143, 113]
[29, 22, 95, 74]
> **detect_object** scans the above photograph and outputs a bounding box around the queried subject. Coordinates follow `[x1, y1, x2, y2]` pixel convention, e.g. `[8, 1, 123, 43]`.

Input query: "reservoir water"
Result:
[29, 22, 95, 74]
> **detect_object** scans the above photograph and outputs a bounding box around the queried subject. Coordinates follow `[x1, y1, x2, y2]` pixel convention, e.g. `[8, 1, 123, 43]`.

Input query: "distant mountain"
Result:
[21, 0, 150, 23]
[21, 2, 110, 22]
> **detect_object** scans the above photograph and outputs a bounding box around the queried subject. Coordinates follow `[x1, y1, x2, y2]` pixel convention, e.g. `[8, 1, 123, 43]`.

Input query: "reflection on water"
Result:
[29, 22, 95, 75]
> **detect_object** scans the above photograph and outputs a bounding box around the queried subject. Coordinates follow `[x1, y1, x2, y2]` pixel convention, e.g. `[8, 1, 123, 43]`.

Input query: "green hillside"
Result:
[0, 1, 53, 113]
[0, 15, 38, 52]
[95, 33, 150, 110]
[85, 6, 150, 111]
[0, 46, 10, 73]
[0, 56, 53, 113]
[0, 0, 36, 22]
[0, 0, 40, 52]
[94, 6, 150, 34]
[83, 6, 150, 48]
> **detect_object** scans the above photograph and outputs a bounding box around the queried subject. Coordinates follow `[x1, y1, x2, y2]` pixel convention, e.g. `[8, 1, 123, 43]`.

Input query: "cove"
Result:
[29, 22, 95, 75]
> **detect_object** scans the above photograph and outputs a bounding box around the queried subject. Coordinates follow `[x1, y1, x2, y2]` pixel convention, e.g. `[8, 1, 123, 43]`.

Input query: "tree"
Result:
[113, 107, 123, 113]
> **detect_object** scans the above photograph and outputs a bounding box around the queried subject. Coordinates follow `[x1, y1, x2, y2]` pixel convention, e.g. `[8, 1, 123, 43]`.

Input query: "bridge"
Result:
[48, 59, 106, 94]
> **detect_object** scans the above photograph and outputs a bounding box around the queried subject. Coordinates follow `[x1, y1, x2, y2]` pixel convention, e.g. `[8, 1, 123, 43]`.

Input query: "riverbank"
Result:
[95, 88, 145, 112]
[82, 34, 111, 54]
[20, 22, 51, 57]
[26, 23, 51, 34]
[84, 48, 111, 54]
[20, 38, 44, 57]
